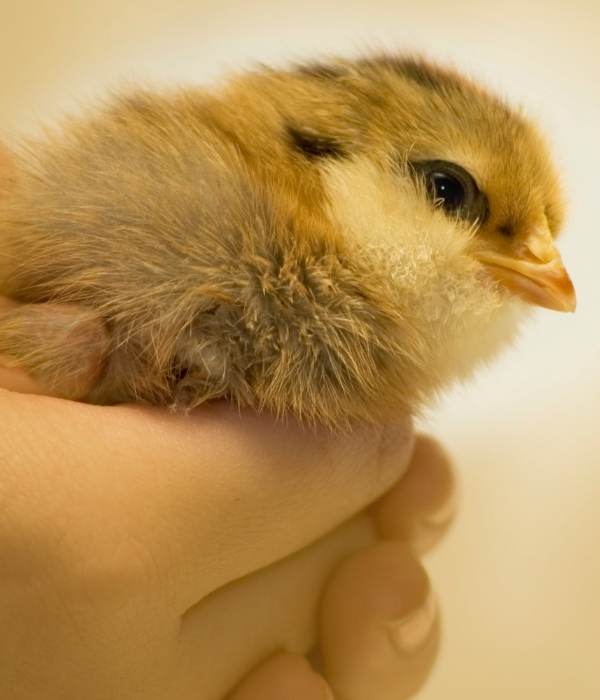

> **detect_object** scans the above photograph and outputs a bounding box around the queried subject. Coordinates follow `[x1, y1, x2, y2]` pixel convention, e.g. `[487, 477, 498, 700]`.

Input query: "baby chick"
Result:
[0, 55, 575, 426]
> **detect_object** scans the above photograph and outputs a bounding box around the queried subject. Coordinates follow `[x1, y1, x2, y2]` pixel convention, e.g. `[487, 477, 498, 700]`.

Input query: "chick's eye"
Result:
[410, 160, 488, 223]
[428, 171, 466, 213]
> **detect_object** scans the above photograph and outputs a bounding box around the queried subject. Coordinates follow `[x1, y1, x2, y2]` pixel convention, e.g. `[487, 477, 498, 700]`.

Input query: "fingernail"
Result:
[422, 495, 456, 527]
[386, 592, 436, 654]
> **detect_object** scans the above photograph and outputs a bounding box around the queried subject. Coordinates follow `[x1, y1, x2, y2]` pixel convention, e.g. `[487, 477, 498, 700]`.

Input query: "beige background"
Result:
[1, 0, 599, 697]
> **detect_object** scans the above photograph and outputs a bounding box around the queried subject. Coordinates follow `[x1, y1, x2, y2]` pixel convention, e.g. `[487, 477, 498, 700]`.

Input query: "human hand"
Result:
[0, 354, 454, 700]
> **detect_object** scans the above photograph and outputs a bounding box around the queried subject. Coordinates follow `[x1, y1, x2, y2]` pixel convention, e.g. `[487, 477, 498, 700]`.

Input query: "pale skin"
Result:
[0, 147, 455, 699]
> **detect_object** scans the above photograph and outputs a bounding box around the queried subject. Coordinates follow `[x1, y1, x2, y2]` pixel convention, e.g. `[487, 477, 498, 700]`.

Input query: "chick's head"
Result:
[240, 55, 575, 392]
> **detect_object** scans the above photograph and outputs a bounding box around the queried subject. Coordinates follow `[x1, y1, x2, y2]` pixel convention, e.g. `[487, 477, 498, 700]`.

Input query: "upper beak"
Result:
[476, 227, 576, 313]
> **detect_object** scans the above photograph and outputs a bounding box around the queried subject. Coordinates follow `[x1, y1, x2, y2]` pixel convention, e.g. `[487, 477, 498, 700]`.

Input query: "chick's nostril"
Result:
[498, 223, 513, 238]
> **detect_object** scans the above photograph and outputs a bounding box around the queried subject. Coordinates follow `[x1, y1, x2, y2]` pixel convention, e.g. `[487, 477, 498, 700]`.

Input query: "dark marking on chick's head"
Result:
[357, 55, 464, 94]
[287, 124, 347, 160]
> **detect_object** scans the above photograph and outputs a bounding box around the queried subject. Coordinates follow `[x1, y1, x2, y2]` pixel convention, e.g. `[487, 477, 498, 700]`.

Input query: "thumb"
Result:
[155, 404, 415, 607]
[0, 390, 414, 613]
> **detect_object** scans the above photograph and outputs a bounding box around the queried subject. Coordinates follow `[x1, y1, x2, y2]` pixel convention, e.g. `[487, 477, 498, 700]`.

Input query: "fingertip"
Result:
[228, 653, 332, 700]
[373, 434, 457, 552]
[319, 542, 439, 699]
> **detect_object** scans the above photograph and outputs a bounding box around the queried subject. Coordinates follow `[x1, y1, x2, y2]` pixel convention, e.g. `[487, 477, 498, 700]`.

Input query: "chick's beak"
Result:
[476, 227, 576, 312]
